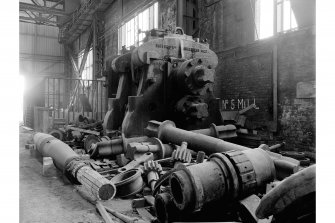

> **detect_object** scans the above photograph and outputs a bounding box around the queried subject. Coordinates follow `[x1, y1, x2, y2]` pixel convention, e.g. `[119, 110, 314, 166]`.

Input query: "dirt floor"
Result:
[19, 127, 135, 223]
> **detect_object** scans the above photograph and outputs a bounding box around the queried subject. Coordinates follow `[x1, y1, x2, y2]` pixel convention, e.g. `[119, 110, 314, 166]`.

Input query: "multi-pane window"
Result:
[118, 2, 158, 54]
[255, 0, 297, 40]
[78, 49, 93, 81]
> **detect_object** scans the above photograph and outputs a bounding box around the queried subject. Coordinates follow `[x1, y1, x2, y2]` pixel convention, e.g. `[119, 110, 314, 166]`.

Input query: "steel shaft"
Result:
[156, 120, 248, 154]
[33, 133, 116, 200]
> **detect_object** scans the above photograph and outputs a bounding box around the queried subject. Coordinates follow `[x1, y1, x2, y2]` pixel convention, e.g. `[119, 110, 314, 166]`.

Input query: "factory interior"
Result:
[10, 0, 328, 222]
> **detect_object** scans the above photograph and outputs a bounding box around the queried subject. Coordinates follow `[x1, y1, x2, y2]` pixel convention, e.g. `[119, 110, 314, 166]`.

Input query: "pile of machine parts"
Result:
[31, 28, 315, 223]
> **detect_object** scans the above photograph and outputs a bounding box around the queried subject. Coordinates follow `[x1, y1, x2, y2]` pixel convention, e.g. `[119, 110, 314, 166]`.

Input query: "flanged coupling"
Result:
[169, 148, 276, 212]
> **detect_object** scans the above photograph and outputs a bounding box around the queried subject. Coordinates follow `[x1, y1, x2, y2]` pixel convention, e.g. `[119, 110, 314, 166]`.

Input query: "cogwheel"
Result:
[143, 160, 163, 175]
[171, 142, 192, 163]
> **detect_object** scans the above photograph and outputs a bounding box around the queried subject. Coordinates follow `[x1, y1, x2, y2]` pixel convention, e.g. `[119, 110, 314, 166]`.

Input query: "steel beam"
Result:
[20, 2, 68, 16]
[19, 16, 58, 25]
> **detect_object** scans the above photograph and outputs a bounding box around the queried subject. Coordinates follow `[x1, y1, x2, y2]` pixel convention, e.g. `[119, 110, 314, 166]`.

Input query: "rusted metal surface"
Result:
[155, 192, 181, 223]
[145, 121, 237, 140]
[111, 168, 144, 198]
[152, 120, 248, 154]
[143, 161, 162, 191]
[104, 29, 222, 138]
[169, 148, 275, 212]
[118, 152, 154, 173]
[171, 142, 192, 167]
[126, 137, 174, 160]
[90, 135, 148, 159]
[33, 133, 116, 200]
[192, 123, 237, 139]
[196, 151, 206, 163]
[256, 165, 316, 219]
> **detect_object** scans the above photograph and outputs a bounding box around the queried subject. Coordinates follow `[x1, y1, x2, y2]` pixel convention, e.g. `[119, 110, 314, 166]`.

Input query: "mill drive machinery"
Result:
[103, 28, 222, 138]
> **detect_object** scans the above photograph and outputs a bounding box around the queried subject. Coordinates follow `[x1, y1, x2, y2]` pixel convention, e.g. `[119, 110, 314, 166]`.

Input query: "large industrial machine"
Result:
[30, 28, 315, 223]
[103, 28, 222, 138]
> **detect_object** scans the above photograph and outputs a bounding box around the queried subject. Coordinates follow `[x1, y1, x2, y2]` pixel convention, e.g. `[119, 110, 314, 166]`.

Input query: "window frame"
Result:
[118, 2, 159, 54]
[255, 0, 298, 40]
[78, 47, 93, 82]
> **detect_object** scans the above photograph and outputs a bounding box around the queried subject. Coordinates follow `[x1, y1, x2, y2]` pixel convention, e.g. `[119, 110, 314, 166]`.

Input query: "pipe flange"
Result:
[224, 150, 257, 198]
[111, 168, 144, 198]
[170, 164, 204, 211]
[209, 153, 240, 199]
[147, 137, 165, 159]
[157, 120, 176, 141]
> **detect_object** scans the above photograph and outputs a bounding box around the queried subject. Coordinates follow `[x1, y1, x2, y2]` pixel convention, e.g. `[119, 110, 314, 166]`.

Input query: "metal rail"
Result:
[44, 77, 107, 124]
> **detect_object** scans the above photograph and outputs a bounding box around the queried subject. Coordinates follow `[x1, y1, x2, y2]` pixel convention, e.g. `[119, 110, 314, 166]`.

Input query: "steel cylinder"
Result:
[33, 133, 116, 200]
[33, 133, 78, 171]
[169, 148, 276, 212]
[90, 138, 124, 158]
[157, 120, 248, 154]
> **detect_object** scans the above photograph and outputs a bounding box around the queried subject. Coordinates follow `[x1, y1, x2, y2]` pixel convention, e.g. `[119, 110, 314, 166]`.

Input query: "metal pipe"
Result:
[145, 120, 237, 140]
[155, 120, 248, 154]
[90, 136, 148, 159]
[177, 0, 184, 28]
[33, 133, 116, 200]
[169, 148, 276, 212]
[192, 123, 237, 139]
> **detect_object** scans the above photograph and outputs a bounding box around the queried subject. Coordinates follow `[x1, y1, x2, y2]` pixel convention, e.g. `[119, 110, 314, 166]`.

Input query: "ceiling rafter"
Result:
[19, 0, 67, 27]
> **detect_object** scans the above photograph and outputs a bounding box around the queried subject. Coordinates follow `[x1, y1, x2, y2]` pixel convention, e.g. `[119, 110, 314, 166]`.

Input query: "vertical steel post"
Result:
[82, 79, 85, 116]
[53, 78, 55, 119]
[96, 81, 99, 120]
[272, 44, 278, 131]
[100, 81, 103, 120]
[58, 78, 61, 118]
[47, 77, 49, 108]
[76, 79, 79, 116]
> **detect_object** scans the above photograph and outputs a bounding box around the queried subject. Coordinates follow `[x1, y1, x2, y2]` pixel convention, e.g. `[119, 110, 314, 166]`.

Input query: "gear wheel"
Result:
[143, 160, 163, 191]
[171, 142, 192, 163]
[143, 160, 163, 175]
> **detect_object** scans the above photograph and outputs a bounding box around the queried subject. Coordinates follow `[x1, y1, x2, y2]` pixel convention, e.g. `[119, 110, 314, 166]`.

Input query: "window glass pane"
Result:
[283, 0, 290, 31]
[118, 2, 159, 52]
[154, 2, 158, 28]
[259, 0, 273, 39]
[142, 8, 149, 31]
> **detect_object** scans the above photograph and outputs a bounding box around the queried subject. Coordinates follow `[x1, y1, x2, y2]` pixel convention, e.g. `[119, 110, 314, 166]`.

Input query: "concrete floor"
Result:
[19, 127, 135, 223]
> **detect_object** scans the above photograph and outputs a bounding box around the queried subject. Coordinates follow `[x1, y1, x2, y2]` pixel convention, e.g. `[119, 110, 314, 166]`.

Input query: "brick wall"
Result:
[97, 0, 316, 151]
[198, 0, 315, 151]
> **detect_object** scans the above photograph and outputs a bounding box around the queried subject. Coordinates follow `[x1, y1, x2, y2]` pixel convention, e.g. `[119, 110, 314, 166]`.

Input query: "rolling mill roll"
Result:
[33, 132, 116, 200]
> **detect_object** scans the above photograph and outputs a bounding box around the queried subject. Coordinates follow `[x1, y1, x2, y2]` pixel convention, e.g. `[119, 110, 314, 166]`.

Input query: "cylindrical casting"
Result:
[169, 148, 276, 212]
[33, 133, 78, 171]
[111, 168, 144, 198]
[155, 192, 181, 223]
[156, 120, 248, 154]
[90, 138, 124, 158]
[33, 133, 116, 200]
